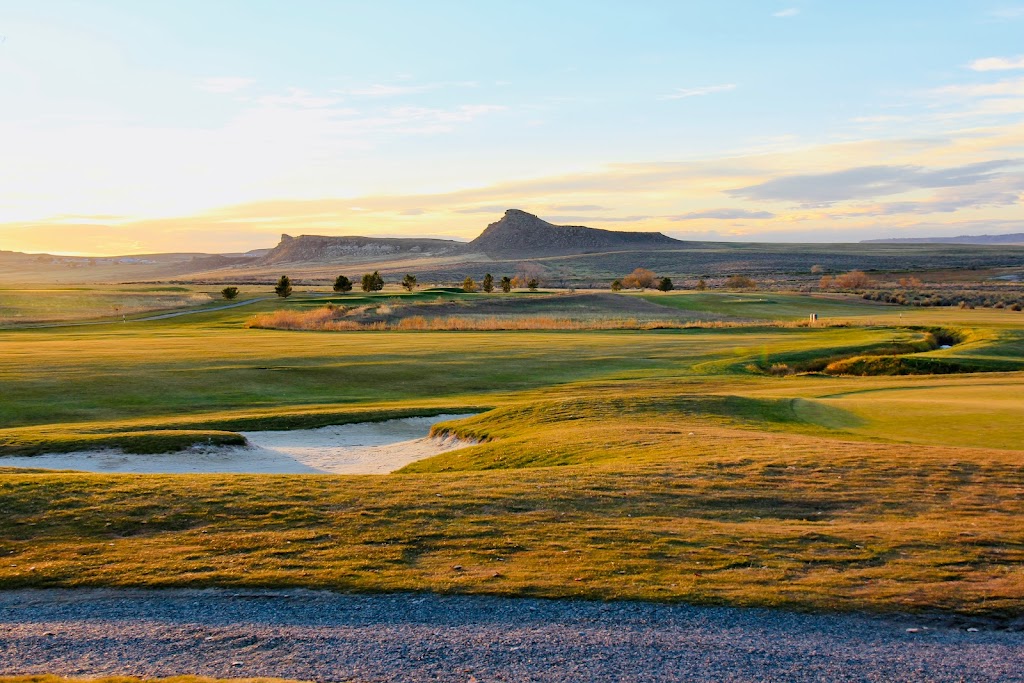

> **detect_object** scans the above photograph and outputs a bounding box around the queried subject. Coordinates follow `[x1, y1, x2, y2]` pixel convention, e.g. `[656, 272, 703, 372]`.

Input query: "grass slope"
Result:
[0, 290, 1021, 618]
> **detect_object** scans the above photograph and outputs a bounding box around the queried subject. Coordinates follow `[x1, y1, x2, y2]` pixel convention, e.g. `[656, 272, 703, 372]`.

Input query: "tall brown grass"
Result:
[246, 307, 847, 332]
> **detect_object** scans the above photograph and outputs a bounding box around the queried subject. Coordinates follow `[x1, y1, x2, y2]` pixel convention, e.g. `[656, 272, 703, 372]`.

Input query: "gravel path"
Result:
[1, 589, 1021, 682]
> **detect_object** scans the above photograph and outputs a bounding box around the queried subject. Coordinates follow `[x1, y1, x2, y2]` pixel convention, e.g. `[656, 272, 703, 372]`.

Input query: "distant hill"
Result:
[862, 233, 1024, 245]
[468, 209, 682, 257]
[254, 233, 468, 265]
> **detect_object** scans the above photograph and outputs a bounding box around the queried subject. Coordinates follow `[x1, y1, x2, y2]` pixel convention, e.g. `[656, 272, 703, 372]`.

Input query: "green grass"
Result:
[0, 286, 233, 325]
[0, 289, 1022, 618]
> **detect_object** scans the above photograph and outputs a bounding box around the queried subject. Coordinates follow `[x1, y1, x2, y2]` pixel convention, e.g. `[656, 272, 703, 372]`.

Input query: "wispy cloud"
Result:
[663, 84, 737, 100]
[670, 209, 776, 220]
[344, 81, 478, 97]
[546, 204, 609, 211]
[255, 88, 344, 108]
[933, 77, 1024, 98]
[198, 77, 256, 94]
[968, 55, 1024, 71]
[989, 6, 1024, 19]
[773, 7, 800, 18]
[727, 160, 1020, 206]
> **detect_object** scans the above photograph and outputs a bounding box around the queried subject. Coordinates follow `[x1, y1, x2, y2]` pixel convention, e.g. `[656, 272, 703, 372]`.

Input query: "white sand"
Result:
[2, 414, 476, 474]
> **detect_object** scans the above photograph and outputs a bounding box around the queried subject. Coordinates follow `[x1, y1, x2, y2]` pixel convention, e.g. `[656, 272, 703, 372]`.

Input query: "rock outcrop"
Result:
[255, 234, 468, 265]
[468, 209, 681, 257]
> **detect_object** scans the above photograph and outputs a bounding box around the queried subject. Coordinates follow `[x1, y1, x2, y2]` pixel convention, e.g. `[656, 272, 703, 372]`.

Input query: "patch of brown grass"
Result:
[245, 307, 842, 332]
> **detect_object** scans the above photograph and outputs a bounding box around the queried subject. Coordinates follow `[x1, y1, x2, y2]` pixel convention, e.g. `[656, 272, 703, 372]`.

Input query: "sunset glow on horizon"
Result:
[2, 1, 1023, 255]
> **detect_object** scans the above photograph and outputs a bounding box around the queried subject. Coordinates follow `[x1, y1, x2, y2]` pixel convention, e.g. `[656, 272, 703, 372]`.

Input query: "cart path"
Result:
[1, 589, 1021, 682]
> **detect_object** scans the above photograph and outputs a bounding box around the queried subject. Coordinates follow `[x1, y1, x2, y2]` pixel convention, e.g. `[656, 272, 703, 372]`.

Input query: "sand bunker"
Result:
[2, 414, 475, 474]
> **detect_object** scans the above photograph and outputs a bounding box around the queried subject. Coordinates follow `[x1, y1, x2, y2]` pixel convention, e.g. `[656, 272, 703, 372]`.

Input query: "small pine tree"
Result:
[401, 274, 418, 292]
[333, 275, 352, 293]
[527, 278, 539, 291]
[274, 275, 293, 298]
[500, 276, 512, 293]
[462, 276, 477, 293]
[657, 277, 673, 292]
[696, 278, 707, 291]
[361, 271, 384, 292]
[482, 273, 494, 293]
[221, 286, 239, 300]
[611, 279, 623, 292]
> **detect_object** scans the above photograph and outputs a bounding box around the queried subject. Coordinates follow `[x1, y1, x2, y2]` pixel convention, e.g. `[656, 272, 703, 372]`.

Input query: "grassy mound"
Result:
[0, 429, 247, 457]
[823, 354, 1011, 375]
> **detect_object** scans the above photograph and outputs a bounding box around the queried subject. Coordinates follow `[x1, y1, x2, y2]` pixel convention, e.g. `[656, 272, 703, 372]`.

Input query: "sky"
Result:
[1, 0, 1023, 255]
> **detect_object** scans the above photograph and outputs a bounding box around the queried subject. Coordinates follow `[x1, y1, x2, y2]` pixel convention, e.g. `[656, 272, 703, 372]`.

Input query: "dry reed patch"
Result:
[245, 307, 844, 332]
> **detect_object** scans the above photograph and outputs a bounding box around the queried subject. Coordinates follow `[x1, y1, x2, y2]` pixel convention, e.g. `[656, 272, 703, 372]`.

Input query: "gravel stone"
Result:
[0, 588, 1021, 682]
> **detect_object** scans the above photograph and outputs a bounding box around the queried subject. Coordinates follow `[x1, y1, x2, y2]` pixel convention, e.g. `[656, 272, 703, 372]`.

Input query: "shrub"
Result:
[361, 271, 384, 292]
[220, 287, 239, 300]
[333, 275, 352, 293]
[724, 275, 756, 290]
[527, 278, 539, 291]
[1011, 303, 1022, 312]
[695, 278, 707, 291]
[611, 279, 623, 292]
[274, 275, 293, 298]
[401, 274, 418, 292]
[833, 270, 871, 289]
[482, 273, 494, 293]
[657, 277, 673, 292]
[622, 267, 656, 289]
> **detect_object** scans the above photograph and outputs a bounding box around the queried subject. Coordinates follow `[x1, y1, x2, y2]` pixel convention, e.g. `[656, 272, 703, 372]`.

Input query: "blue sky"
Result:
[2, 1, 1023, 254]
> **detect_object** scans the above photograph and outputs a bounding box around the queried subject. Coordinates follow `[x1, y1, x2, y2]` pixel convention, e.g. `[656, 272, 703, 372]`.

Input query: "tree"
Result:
[527, 278, 539, 291]
[274, 275, 293, 298]
[657, 277, 674, 292]
[401, 274, 418, 292]
[220, 286, 239, 300]
[500, 276, 512, 293]
[462, 276, 477, 293]
[696, 278, 707, 291]
[724, 275, 756, 290]
[361, 271, 384, 292]
[482, 273, 494, 293]
[818, 275, 835, 290]
[622, 267, 656, 289]
[611, 279, 623, 292]
[333, 275, 352, 293]
[514, 262, 545, 288]
[833, 270, 871, 289]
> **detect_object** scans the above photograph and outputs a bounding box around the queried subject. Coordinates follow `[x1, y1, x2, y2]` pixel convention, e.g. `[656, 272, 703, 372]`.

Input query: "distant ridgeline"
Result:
[252, 210, 684, 264]
[862, 233, 1024, 246]
[255, 233, 468, 265]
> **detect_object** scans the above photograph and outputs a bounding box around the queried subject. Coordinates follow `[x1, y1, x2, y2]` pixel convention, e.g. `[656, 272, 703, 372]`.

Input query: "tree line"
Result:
[221, 269, 765, 300]
[245, 271, 541, 299]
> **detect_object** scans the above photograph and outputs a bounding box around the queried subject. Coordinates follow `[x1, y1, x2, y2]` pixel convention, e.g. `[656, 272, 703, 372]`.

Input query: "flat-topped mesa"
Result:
[255, 233, 467, 265]
[468, 209, 682, 258]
